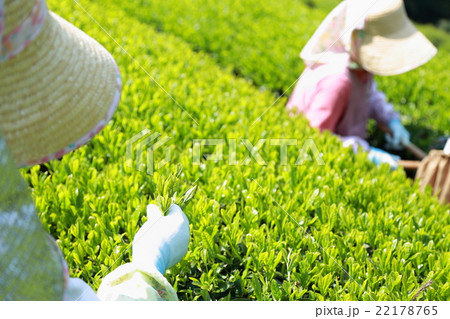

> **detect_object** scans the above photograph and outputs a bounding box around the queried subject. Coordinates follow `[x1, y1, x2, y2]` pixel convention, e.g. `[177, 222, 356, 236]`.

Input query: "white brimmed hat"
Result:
[354, 0, 437, 75]
[0, 0, 121, 166]
[300, 0, 437, 76]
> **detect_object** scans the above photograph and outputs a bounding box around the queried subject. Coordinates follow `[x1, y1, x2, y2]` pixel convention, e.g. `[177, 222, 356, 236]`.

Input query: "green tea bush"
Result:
[114, 0, 450, 151]
[115, 0, 328, 92]
[20, 0, 450, 301]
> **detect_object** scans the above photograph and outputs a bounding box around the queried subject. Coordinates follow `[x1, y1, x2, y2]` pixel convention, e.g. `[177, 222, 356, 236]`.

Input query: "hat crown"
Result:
[364, 0, 411, 37]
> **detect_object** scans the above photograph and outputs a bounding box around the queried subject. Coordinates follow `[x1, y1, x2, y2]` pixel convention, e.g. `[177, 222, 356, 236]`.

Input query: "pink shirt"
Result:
[287, 63, 398, 151]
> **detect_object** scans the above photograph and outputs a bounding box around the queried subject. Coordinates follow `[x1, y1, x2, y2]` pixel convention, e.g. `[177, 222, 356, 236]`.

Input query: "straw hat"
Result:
[0, 0, 121, 166]
[354, 0, 437, 76]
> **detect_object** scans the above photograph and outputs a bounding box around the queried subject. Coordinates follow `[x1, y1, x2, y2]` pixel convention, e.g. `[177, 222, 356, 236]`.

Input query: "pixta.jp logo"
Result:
[192, 138, 325, 166]
[126, 129, 171, 175]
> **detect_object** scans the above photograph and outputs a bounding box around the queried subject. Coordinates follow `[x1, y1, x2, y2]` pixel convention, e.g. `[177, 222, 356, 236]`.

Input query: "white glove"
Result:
[97, 204, 189, 301]
[132, 204, 190, 275]
[385, 119, 410, 150]
[368, 147, 400, 170]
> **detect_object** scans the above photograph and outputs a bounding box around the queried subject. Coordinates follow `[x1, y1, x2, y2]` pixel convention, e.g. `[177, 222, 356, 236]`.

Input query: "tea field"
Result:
[22, 0, 449, 300]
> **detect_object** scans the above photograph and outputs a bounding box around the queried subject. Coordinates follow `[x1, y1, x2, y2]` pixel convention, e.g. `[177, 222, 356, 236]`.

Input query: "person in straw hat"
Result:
[286, 0, 437, 169]
[0, 0, 190, 300]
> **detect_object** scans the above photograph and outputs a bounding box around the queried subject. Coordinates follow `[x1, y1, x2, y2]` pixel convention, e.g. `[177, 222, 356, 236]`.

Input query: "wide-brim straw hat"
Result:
[355, 0, 437, 76]
[0, 0, 121, 166]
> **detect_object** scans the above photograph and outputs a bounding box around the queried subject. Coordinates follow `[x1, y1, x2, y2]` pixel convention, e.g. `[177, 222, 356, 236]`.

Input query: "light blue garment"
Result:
[0, 131, 65, 300]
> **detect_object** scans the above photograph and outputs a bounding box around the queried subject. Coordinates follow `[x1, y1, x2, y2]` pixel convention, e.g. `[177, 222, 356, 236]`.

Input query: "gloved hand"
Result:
[385, 118, 410, 150]
[368, 147, 400, 170]
[132, 204, 190, 275]
[97, 204, 189, 301]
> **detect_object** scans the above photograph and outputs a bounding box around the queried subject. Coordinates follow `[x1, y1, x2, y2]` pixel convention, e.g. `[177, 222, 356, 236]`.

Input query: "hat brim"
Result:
[358, 20, 437, 76]
[0, 12, 121, 166]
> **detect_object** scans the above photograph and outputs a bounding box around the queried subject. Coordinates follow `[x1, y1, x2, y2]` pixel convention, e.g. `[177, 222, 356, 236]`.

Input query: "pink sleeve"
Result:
[369, 80, 399, 125]
[306, 74, 351, 132]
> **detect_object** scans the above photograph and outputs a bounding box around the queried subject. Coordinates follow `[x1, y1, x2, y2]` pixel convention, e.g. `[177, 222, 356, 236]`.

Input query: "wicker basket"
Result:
[416, 150, 450, 204]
